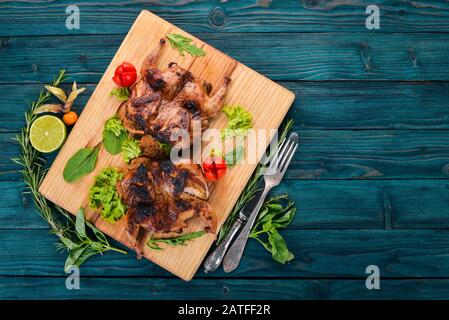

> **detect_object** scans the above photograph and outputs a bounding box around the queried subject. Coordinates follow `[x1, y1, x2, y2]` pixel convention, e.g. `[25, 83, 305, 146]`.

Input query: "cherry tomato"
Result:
[63, 111, 78, 126]
[112, 62, 137, 87]
[203, 156, 227, 181]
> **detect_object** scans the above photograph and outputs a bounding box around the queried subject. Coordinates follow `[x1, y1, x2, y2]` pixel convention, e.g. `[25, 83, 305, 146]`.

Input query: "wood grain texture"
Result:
[3, 33, 449, 83]
[8, 179, 449, 230]
[2, 0, 449, 36]
[5, 229, 449, 278]
[4, 81, 449, 133]
[3, 0, 449, 300]
[6, 129, 449, 181]
[3, 277, 449, 299]
[38, 10, 294, 281]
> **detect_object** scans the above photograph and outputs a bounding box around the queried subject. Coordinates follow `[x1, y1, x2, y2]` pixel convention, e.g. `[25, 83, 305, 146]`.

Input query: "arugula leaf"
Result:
[63, 146, 100, 182]
[122, 138, 141, 163]
[103, 116, 128, 155]
[110, 87, 130, 102]
[147, 231, 206, 250]
[249, 195, 296, 264]
[166, 33, 206, 57]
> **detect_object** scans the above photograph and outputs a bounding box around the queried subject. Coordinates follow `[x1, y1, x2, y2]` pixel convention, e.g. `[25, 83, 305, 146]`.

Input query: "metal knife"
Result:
[223, 132, 299, 273]
[203, 179, 265, 273]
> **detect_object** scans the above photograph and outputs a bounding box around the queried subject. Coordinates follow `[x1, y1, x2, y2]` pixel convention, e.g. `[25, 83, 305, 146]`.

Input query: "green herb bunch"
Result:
[217, 119, 296, 263]
[12, 70, 126, 272]
[250, 195, 296, 264]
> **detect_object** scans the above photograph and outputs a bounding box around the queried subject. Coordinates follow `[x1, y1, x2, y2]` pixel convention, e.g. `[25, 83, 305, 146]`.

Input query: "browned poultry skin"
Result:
[116, 39, 230, 255]
[120, 38, 231, 146]
[118, 158, 215, 255]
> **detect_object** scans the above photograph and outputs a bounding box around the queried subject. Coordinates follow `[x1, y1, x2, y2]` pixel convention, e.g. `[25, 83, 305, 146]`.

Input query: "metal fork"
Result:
[222, 132, 299, 273]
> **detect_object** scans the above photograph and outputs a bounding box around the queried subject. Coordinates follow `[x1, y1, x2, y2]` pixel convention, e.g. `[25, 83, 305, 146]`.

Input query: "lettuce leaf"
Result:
[220, 105, 253, 141]
[88, 168, 126, 223]
[121, 138, 141, 163]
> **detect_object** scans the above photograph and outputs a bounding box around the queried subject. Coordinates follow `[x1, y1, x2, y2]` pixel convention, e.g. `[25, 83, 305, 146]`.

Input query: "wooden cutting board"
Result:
[39, 10, 295, 281]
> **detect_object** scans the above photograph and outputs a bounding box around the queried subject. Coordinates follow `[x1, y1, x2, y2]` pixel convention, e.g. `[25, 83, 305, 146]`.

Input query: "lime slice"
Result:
[30, 115, 67, 153]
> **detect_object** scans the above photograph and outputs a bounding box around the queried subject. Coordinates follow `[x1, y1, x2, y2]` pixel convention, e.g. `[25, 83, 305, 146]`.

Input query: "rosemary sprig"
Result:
[147, 231, 206, 250]
[217, 119, 294, 242]
[12, 70, 126, 272]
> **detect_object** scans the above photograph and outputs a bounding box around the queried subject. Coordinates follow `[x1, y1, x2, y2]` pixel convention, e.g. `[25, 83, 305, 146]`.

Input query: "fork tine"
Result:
[270, 138, 293, 170]
[268, 136, 288, 169]
[279, 140, 297, 172]
[280, 143, 298, 174]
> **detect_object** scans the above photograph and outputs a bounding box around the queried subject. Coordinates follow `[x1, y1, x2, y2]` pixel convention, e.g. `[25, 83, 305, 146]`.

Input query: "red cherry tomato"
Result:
[203, 156, 227, 181]
[112, 62, 137, 87]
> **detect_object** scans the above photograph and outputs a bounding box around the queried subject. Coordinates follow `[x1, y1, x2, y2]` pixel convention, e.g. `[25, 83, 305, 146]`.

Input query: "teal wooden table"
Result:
[2, 0, 449, 299]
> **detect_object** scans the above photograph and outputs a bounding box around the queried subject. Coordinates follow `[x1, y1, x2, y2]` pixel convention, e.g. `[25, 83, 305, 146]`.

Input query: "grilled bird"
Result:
[119, 38, 231, 147]
[117, 157, 216, 255]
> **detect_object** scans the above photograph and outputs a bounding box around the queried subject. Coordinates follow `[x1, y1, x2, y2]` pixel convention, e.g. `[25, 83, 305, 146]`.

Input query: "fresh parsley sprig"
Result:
[166, 33, 206, 57]
[12, 70, 126, 272]
[147, 231, 206, 250]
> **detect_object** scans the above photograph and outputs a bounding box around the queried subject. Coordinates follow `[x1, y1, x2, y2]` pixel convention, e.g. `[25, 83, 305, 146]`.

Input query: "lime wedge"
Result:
[30, 115, 67, 153]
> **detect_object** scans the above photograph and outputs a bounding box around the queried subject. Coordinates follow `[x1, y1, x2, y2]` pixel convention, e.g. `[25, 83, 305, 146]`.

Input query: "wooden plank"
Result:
[5, 229, 449, 278]
[38, 10, 294, 281]
[2, 0, 449, 36]
[10, 179, 449, 231]
[3, 277, 449, 299]
[4, 33, 449, 83]
[282, 81, 449, 130]
[2, 179, 389, 230]
[6, 129, 449, 181]
[5, 81, 449, 133]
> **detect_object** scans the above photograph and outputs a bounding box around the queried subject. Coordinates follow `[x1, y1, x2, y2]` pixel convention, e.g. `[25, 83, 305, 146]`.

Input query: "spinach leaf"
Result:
[63, 146, 100, 182]
[103, 129, 127, 155]
[103, 116, 128, 155]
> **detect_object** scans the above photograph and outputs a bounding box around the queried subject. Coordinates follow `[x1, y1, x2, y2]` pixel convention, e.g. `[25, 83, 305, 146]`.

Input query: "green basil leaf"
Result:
[72, 246, 99, 268]
[268, 232, 294, 264]
[64, 245, 88, 272]
[59, 237, 78, 250]
[75, 208, 86, 238]
[63, 146, 100, 182]
[103, 129, 127, 155]
[87, 221, 108, 244]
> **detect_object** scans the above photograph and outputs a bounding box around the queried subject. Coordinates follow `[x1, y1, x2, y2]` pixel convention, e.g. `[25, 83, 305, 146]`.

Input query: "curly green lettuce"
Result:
[88, 168, 126, 223]
[220, 105, 253, 141]
[122, 138, 141, 163]
[104, 116, 126, 137]
[109, 87, 130, 102]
